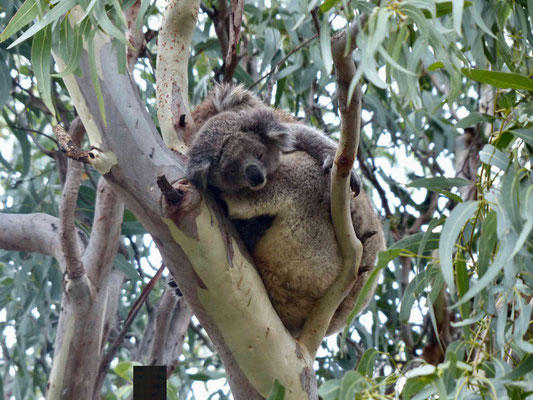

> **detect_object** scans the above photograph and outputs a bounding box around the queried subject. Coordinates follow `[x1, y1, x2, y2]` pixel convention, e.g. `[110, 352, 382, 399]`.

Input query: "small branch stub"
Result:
[53, 125, 93, 164]
[157, 175, 185, 206]
[157, 176, 203, 239]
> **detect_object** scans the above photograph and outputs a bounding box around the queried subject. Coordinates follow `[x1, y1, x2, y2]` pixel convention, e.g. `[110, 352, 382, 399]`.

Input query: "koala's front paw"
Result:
[322, 156, 362, 195]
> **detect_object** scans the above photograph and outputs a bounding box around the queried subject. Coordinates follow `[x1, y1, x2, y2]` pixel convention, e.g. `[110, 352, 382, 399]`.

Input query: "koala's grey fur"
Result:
[192, 84, 361, 194]
[187, 108, 385, 337]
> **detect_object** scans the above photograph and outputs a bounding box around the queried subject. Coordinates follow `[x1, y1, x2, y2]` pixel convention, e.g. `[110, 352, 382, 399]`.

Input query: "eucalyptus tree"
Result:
[0, 0, 531, 399]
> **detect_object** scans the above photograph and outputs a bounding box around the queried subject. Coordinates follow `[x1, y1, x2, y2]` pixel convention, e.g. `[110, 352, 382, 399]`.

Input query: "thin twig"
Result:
[248, 34, 318, 89]
[9, 125, 59, 146]
[407, 192, 439, 235]
[189, 322, 215, 353]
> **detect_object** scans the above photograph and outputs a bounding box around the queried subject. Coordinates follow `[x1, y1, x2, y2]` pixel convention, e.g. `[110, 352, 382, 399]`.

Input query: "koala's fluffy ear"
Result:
[246, 109, 295, 152]
[186, 159, 211, 191]
[265, 126, 294, 152]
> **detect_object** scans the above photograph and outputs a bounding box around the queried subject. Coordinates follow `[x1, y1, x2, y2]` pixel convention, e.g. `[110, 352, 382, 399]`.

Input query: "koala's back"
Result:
[232, 151, 385, 336]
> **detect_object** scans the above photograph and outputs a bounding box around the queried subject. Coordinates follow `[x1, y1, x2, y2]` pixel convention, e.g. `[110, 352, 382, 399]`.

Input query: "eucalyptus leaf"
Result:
[114, 254, 140, 282]
[8, 0, 77, 49]
[479, 144, 510, 170]
[31, 24, 54, 115]
[0, 60, 11, 108]
[356, 349, 378, 377]
[439, 201, 478, 296]
[462, 68, 533, 91]
[319, 13, 333, 75]
[510, 128, 533, 147]
[0, 0, 41, 43]
[408, 176, 470, 190]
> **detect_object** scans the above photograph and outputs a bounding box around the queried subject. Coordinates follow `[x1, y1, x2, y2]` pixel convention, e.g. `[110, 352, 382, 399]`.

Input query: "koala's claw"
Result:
[350, 170, 362, 196]
[322, 155, 334, 174]
[322, 156, 362, 195]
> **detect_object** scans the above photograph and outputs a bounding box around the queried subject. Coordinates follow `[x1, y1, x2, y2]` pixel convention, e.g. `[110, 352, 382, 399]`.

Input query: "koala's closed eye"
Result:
[225, 162, 240, 174]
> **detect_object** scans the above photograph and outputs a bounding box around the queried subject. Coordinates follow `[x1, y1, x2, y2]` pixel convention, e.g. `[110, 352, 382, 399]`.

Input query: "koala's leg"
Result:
[285, 123, 361, 194]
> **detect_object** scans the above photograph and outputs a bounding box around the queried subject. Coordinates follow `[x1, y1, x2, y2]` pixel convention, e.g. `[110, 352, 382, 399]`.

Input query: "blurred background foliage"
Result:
[0, 0, 532, 398]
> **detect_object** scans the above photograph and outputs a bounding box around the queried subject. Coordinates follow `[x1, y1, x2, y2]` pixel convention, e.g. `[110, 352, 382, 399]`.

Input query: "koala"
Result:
[186, 108, 385, 336]
[192, 84, 361, 194]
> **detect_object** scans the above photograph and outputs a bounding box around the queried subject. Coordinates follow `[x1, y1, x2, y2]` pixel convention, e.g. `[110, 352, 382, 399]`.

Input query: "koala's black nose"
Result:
[245, 164, 265, 188]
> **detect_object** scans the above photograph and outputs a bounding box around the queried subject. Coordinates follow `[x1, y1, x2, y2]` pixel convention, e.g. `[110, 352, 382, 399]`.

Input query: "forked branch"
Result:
[299, 16, 366, 357]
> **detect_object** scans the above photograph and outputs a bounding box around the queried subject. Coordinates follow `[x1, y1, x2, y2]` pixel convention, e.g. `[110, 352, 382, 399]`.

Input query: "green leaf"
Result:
[54, 20, 83, 77]
[0, 150, 13, 172]
[470, 0, 497, 39]
[408, 177, 470, 190]
[31, 24, 55, 115]
[339, 249, 402, 346]
[114, 361, 136, 381]
[405, 364, 436, 378]
[461, 68, 533, 91]
[318, 379, 340, 400]
[433, 189, 463, 203]
[114, 254, 140, 282]
[378, 45, 416, 76]
[427, 61, 444, 71]
[8, 0, 77, 49]
[420, 1, 472, 18]
[320, 0, 341, 12]
[454, 233, 515, 307]
[478, 210, 497, 278]
[266, 380, 285, 400]
[188, 370, 225, 381]
[439, 201, 478, 296]
[260, 28, 276, 73]
[110, 0, 128, 30]
[479, 144, 510, 170]
[93, 0, 129, 46]
[0, 0, 40, 43]
[510, 128, 533, 147]
[0, 60, 11, 109]
[455, 111, 494, 129]
[319, 13, 333, 75]
[12, 128, 31, 178]
[339, 370, 363, 400]
[492, 131, 515, 150]
[400, 267, 439, 322]
[357, 349, 378, 377]
[455, 251, 471, 324]
[136, 0, 152, 31]
[499, 354, 533, 381]
[390, 233, 440, 253]
[234, 64, 255, 87]
[452, 0, 464, 35]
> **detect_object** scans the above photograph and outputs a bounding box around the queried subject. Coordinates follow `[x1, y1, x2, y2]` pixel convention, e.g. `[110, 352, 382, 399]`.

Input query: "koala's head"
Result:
[187, 109, 294, 193]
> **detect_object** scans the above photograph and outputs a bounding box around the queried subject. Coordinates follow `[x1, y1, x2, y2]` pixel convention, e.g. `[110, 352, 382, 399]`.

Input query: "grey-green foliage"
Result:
[0, 0, 532, 399]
